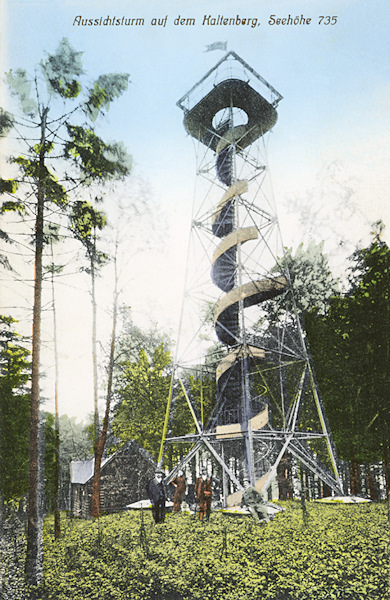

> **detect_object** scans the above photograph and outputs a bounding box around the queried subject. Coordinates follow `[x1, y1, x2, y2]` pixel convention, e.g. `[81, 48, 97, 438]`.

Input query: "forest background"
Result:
[0, 0, 389, 594]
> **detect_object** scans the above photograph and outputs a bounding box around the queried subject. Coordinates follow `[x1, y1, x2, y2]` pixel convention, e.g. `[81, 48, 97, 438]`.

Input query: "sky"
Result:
[1, 0, 390, 423]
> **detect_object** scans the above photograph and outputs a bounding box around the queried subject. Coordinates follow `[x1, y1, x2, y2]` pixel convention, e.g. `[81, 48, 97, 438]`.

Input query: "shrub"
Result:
[37, 502, 389, 600]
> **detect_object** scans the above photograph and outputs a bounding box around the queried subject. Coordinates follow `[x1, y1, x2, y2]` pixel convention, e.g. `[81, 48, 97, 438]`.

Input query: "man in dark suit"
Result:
[147, 469, 166, 523]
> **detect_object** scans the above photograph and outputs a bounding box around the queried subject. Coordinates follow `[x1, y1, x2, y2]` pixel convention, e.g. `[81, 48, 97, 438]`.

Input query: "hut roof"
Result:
[70, 456, 111, 484]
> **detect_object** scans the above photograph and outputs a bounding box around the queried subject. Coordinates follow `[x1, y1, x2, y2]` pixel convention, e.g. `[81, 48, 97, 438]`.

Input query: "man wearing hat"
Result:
[147, 469, 166, 523]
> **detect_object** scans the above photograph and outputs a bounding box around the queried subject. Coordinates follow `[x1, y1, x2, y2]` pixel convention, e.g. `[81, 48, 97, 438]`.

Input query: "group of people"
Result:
[146, 468, 212, 523]
[147, 468, 269, 524]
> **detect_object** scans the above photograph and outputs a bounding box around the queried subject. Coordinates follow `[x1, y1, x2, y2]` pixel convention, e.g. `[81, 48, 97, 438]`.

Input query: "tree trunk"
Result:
[91, 235, 99, 449]
[349, 451, 361, 496]
[366, 464, 378, 501]
[91, 244, 118, 518]
[322, 482, 332, 498]
[26, 107, 48, 586]
[0, 490, 4, 537]
[277, 452, 293, 500]
[50, 247, 60, 538]
[299, 463, 309, 526]
[90, 232, 101, 518]
[383, 444, 390, 501]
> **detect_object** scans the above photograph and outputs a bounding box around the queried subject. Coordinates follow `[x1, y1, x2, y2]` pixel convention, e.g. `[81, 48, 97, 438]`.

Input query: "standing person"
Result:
[171, 469, 186, 513]
[147, 470, 166, 524]
[195, 470, 213, 520]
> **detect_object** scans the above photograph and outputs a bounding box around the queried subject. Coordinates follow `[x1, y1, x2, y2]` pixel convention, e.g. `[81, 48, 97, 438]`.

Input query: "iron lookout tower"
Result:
[162, 51, 343, 507]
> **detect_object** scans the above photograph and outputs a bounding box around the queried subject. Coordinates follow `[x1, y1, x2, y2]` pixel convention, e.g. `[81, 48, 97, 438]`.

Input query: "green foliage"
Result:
[0, 316, 31, 503]
[0, 504, 29, 598]
[161, 372, 217, 468]
[1, 36, 132, 221]
[70, 201, 109, 276]
[270, 241, 338, 320]
[70, 200, 107, 239]
[44, 412, 56, 512]
[0, 178, 19, 195]
[115, 306, 172, 365]
[0, 108, 14, 137]
[43, 222, 63, 246]
[40, 38, 83, 98]
[33, 141, 55, 155]
[305, 236, 390, 464]
[112, 345, 172, 460]
[111, 324, 216, 466]
[65, 126, 132, 183]
[85, 73, 130, 121]
[11, 156, 68, 205]
[5, 68, 38, 116]
[37, 502, 389, 600]
[185, 372, 216, 429]
[39, 412, 92, 512]
[0, 200, 26, 215]
[58, 414, 92, 462]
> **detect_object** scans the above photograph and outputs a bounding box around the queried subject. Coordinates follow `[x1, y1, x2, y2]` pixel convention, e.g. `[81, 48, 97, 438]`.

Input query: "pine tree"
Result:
[0, 37, 132, 584]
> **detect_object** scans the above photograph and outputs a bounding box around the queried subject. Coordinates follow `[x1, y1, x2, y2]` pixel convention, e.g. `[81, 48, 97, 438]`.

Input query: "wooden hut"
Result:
[70, 440, 156, 518]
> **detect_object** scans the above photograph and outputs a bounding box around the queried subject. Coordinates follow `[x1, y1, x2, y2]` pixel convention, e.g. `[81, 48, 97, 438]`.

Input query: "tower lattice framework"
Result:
[161, 51, 343, 505]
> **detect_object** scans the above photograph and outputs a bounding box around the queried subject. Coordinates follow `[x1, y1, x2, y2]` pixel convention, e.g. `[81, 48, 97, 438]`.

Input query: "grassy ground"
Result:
[1, 501, 389, 599]
[37, 501, 389, 600]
